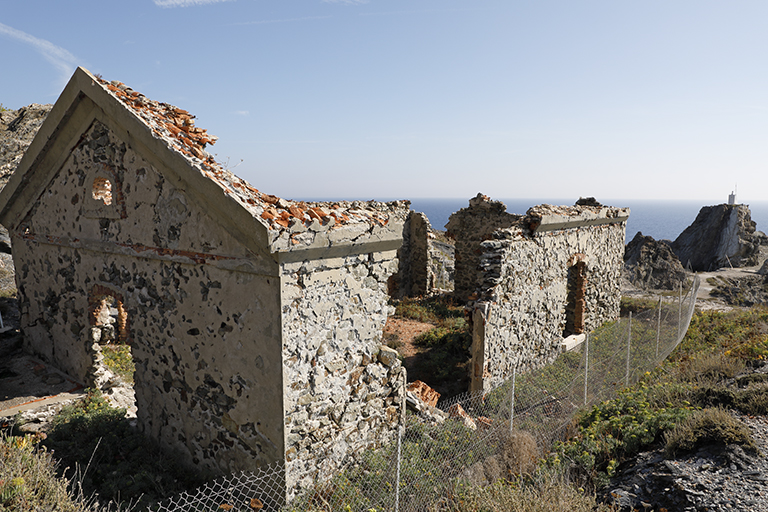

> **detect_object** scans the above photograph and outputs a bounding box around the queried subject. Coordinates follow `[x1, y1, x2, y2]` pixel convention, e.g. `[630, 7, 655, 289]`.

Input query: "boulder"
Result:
[624, 231, 688, 290]
[671, 204, 761, 271]
[0, 104, 52, 189]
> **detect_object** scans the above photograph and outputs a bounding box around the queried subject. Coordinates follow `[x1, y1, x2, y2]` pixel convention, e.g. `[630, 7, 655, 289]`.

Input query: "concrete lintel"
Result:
[533, 208, 630, 233]
[15, 232, 279, 277]
[276, 237, 403, 265]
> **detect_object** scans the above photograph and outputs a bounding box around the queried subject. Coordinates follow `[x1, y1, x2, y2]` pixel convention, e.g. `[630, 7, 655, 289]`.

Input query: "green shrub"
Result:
[664, 407, 758, 456]
[619, 297, 659, 316]
[394, 296, 465, 326]
[552, 384, 693, 485]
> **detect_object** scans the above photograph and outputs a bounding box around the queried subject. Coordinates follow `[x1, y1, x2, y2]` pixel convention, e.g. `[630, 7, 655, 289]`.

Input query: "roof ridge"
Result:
[93, 76, 409, 237]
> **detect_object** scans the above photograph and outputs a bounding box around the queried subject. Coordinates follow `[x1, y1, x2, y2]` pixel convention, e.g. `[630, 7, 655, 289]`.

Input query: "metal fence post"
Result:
[583, 332, 589, 406]
[395, 426, 402, 512]
[626, 312, 632, 387]
[678, 281, 682, 338]
[655, 298, 662, 359]
[509, 367, 516, 432]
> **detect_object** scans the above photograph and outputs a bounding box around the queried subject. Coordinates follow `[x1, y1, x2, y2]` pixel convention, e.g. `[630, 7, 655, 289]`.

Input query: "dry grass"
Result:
[0, 432, 86, 512]
[678, 353, 745, 384]
[454, 470, 616, 512]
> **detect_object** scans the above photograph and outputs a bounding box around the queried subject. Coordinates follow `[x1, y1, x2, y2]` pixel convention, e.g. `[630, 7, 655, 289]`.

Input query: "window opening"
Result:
[564, 256, 587, 337]
[92, 177, 113, 206]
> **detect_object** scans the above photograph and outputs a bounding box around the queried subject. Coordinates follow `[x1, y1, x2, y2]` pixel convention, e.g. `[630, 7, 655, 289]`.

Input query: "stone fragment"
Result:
[448, 403, 477, 431]
[407, 380, 440, 408]
[377, 346, 400, 367]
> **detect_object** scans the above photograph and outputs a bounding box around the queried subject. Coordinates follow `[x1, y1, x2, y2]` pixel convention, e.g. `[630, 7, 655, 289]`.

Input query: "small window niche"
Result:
[92, 177, 113, 206]
[82, 169, 125, 219]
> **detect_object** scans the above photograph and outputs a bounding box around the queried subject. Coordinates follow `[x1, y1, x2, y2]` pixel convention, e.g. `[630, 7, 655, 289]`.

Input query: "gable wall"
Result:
[13, 120, 285, 474]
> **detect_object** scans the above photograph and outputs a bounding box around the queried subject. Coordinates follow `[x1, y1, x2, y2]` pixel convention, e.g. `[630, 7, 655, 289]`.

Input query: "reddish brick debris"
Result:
[95, 76, 405, 234]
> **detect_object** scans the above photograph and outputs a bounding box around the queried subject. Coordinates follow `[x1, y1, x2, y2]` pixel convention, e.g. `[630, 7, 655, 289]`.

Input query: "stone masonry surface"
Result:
[460, 196, 629, 392]
[281, 252, 405, 491]
[446, 194, 522, 301]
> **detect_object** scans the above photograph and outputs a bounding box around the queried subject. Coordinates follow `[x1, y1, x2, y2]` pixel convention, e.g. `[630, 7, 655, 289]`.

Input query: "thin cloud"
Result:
[154, 0, 233, 7]
[233, 15, 332, 26]
[0, 22, 78, 86]
[235, 110, 250, 116]
[323, 0, 369, 4]
[359, 8, 485, 16]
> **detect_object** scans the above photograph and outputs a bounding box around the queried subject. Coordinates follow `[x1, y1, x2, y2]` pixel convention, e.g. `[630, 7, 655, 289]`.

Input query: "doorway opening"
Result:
[88, 285, 136, 417]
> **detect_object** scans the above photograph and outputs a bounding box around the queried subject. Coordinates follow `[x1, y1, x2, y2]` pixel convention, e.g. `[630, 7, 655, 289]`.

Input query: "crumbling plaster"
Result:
[15, 120, 286, 472]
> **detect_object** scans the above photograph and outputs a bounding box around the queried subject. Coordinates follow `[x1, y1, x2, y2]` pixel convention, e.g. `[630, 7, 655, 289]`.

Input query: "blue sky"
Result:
[1, 0, 767, 203]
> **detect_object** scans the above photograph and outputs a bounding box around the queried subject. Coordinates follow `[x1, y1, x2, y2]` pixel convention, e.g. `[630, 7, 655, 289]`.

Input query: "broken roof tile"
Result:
[94, 76, 409, 238]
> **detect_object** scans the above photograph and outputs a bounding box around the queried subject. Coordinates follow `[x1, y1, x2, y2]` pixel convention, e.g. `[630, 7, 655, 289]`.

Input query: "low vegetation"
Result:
[0, 430, 86, 512]
[3, 306, 768, 510]
[40, 389, 206, 510]
[391, 296, 472, 397]
[550, 306, 768, 489]
[101, 343, 135, 384]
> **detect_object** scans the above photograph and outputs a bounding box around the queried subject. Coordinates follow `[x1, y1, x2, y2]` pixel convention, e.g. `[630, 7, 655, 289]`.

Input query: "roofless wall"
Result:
[447, 195, 629, 393]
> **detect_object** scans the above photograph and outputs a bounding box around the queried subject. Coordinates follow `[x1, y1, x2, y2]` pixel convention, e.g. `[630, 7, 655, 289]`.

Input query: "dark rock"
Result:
[671, 204, 762, 271]
[624, 231, 688, 290]
[709, 274, 768, 307]
[575, 197, 602, 207]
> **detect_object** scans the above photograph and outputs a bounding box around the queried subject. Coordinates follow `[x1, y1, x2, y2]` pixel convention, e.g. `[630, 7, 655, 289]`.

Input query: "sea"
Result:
[402, 198, 768, 243]
[296, 197, 768, 243]
[404, 198, 768, 242]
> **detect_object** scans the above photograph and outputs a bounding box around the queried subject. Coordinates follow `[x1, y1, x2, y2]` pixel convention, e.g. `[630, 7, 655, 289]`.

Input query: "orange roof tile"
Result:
[95, 77, 409, 235]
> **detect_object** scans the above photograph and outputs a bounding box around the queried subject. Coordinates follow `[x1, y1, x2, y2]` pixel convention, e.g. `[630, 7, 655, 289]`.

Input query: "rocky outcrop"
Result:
[0, 104, 52, 189]
[710, 275, 768, 307]
[624, 231, 688, 290]
[671, 204, 762, 271]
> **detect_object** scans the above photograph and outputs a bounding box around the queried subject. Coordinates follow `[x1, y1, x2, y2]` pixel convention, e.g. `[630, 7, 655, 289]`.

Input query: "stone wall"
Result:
[280, 252, 405, 490]
[446, 194, 521, 301]
[13, 120, 286, 474]
[396, 211, 455, 297]
[470, 202, 629, 392]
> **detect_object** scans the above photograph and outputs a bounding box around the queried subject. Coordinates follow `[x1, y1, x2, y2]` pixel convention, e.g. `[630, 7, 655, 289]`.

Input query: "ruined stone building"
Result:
[396, 211, 454, 297]
[447, 195, 629, 392]
[0, 67, 408, 497]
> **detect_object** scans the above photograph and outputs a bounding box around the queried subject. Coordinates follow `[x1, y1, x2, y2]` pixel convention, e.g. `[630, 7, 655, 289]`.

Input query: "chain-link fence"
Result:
[154, 275, 699, 512]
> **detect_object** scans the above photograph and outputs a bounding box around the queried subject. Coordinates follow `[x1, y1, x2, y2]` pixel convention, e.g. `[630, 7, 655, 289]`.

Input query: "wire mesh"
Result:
[154, 274, 700, 512]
